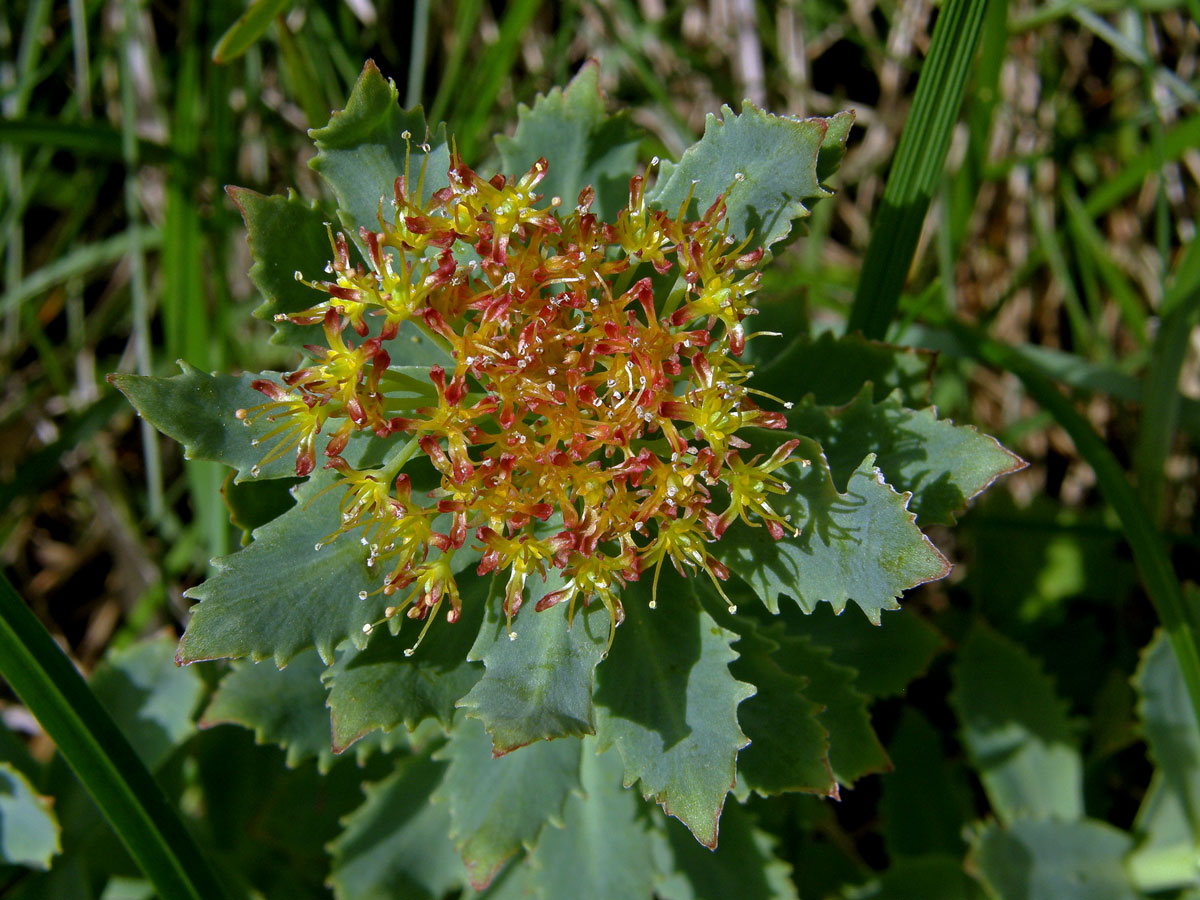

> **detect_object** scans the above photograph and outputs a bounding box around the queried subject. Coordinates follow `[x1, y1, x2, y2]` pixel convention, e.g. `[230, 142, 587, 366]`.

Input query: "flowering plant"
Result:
[113, 62, 1021, 894]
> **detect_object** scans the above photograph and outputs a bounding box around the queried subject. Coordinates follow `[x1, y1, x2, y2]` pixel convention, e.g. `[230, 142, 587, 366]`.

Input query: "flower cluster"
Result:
[239, 141, 799, 653]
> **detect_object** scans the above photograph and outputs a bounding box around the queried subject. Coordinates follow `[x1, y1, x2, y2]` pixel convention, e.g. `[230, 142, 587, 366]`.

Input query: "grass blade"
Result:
[118, 0, 162, 520]
[0, 571, 235, 900]
[405, 0, 431, 108]
[846, 0, 990, 339]
[1135, 236, 1200, 522]
[212, 0, 291, 64]
[452, 0, 543, 161]
[0, 226, 162, 316]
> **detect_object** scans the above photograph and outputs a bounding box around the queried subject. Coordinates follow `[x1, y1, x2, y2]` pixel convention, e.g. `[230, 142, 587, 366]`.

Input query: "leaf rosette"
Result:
[112, 60, 1022, 867]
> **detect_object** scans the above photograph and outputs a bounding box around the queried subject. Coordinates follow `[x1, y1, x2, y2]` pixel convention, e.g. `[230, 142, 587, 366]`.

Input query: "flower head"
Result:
[239, 145, 800, 651]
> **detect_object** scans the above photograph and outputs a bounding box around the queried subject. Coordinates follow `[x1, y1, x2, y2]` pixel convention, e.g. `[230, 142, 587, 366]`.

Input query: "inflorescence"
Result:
[238, 138, 800, 654]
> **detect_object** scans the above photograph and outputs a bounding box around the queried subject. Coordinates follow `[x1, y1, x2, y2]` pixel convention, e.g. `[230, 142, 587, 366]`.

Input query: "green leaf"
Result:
[880, 710, 974, 858]
[328, 753, 468, 900]
[228, 187, 340, 351]
[770, 630, 890, 786]
[1128, 773, 1200, 893]
[0, 762, 60, 870]
[111, 364, 282, 483]
[90, 635, 206, 771]
[649, 105, 852, 251]
[966, 819, 1139, 900]
[594, 573, 753, 847]
[654, 801, 798, 900]
[222, 471, 300, 542]
[845, 855, 986, 900]
[178, 471, 388, 666]
[496, 62, 642, 221]
[323, 578, 487, 750]
[229, 187, 451, 361]
[310, 61, 451, 241]
[202, 650, 337, 770]
[111, 363, 390, 483]
[457, 572, 609, 753]
[788, 603, 944, 697]
[721, 616, 834, 797]
[718, 437, 950, 622]
[1128, 630, 1200, 890]
[788, 386, 1025, 525]
[527, 739, 657, 900]
[462, 859, 539, 900]
[432, 719, 580, 888]
[752, 331, 934, 409]
[950, 625, 1083, 824]
[211, 0, 290, 63]
[1135, 629, 1200, 821]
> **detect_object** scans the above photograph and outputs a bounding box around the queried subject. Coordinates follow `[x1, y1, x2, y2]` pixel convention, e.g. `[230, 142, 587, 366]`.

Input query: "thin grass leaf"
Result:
[405, 0, 431, 108]
[1135, 235, 1200, 522]
[1030, 195, 1099, 360]
[275, 14, 329, 128]
[0, 572, 235, 900]
[212, 0, 291, 64]
[0, 118, 173, 162]
[1061, 185, 1148, 346]
[1072, 8, 1198, 108]
[163, 19, 227, 562]
[846, 0, 989, 339]
[452, 0, 542, 161]
[428, 0, 483, 125]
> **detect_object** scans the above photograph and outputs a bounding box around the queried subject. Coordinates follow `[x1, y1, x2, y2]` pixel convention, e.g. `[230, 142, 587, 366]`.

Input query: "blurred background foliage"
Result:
[0, 0, 1198, 897]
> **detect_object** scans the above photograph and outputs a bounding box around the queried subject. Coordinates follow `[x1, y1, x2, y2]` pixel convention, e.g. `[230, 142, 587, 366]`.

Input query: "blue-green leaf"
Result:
[718, 437, 950, 622]
[649, 105, 852, 251]
[967, 819, 1138, 900]
[788, 386, 1025, 525]
[110, 364, 395, 483]
[178, 471, 390, 666]
[202, 650, 340, 770]
[496, 62, 642, 221]
[594, 574, 753, 847]
[432, 719, 580, 888]
[457, 572, 609, 754]
[90, 635, 206, 771]
[0, 761, 60, 870]
[328, 753, 468, 900]
[951, 625, 1083, 824]
[527, 739, 657, 900]
[324, 580, 486, 751]
[310, 61, 450, 241]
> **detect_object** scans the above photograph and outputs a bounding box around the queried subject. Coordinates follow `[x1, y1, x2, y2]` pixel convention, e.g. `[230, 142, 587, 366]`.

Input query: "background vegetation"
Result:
[1, 1, 1198, 898]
